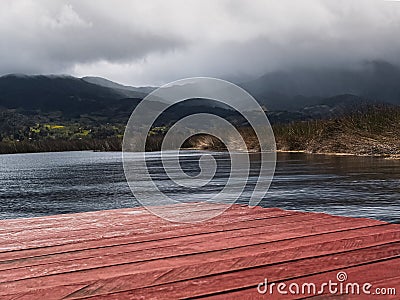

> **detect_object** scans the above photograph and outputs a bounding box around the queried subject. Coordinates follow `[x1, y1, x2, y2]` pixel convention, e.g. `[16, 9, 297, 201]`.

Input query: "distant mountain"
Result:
[299, 94, 378, 119]
[241, 61, 400, 111]
[1, 64, 399, 127]
[265, 94, 378, 124]
[82, 76, 155, 98]
[0, 74, 143, 119]
[0, 74, 241, 125]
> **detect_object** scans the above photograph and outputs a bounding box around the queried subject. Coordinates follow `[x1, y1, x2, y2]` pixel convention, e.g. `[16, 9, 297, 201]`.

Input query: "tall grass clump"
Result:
[274, 105, 400, 155]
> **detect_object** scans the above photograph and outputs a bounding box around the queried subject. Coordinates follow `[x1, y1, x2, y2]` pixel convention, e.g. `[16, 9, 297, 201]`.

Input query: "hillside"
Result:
[0, 74, 124, 114]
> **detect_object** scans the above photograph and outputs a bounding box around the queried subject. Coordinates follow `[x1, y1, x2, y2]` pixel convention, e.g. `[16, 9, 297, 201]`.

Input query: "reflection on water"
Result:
[0, 151, 399, 223]
[266, 152, 400, 224]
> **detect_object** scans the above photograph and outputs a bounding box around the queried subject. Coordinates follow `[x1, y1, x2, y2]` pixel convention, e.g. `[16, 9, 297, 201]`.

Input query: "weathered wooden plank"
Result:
[1, 226, 398, 298]
[0, 202, 247, 229]
[0, 212, 338, 271]
[0, 203, 236, 235]
[0, 204, 397, 300]
[52, 244, 400, 300]
[0, 219, 390, 284]
[0, 202, 233, 233]
[0, 208, 295, 252]
[0, 209, 297, 257]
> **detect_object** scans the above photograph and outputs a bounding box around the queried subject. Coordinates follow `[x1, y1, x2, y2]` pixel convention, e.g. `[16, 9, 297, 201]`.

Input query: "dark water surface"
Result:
[0, 151, 399, 223]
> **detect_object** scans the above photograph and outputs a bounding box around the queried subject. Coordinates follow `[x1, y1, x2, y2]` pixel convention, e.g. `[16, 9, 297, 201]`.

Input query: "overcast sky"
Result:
[1, 0, 400, 85]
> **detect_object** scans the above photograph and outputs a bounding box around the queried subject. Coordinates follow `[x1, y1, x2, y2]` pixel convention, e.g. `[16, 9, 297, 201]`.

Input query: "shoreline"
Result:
[2, 106, 398, 158]
[1, 147, 399, 160]
[276, 149, 400, 160]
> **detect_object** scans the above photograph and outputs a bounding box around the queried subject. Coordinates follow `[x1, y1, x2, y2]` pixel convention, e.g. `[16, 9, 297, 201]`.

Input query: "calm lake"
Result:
[0, 151, 399, 223]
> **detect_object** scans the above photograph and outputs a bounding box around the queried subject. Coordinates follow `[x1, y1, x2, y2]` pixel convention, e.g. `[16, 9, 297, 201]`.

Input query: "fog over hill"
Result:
[240, 61, 400, 111]
[82, 76, 155, 97]
[1, 60, 399, 120]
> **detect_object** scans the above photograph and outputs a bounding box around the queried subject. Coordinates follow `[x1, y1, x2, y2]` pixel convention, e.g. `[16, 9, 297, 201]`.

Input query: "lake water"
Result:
[0, 151, 399, 223]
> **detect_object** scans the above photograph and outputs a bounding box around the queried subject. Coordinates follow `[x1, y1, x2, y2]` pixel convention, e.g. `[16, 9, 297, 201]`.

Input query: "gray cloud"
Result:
[0, 1, 186, 75]
[1, 0, 400, 85]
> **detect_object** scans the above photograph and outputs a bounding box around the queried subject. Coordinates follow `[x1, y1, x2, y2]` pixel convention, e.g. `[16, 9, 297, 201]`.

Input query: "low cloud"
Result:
[1, 0, 400, 85]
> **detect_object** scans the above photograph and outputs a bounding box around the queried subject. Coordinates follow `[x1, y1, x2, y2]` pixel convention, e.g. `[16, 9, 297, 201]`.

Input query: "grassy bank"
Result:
[183, 106, 400, 157]
[273, 105, 400, 157]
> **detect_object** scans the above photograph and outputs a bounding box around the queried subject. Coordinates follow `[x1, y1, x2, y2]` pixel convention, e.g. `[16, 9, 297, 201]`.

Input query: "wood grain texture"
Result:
[0, 203, 398, 299]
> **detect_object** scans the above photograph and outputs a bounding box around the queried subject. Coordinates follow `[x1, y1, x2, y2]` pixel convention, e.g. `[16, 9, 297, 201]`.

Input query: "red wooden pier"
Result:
[0, 203, 399, 299]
